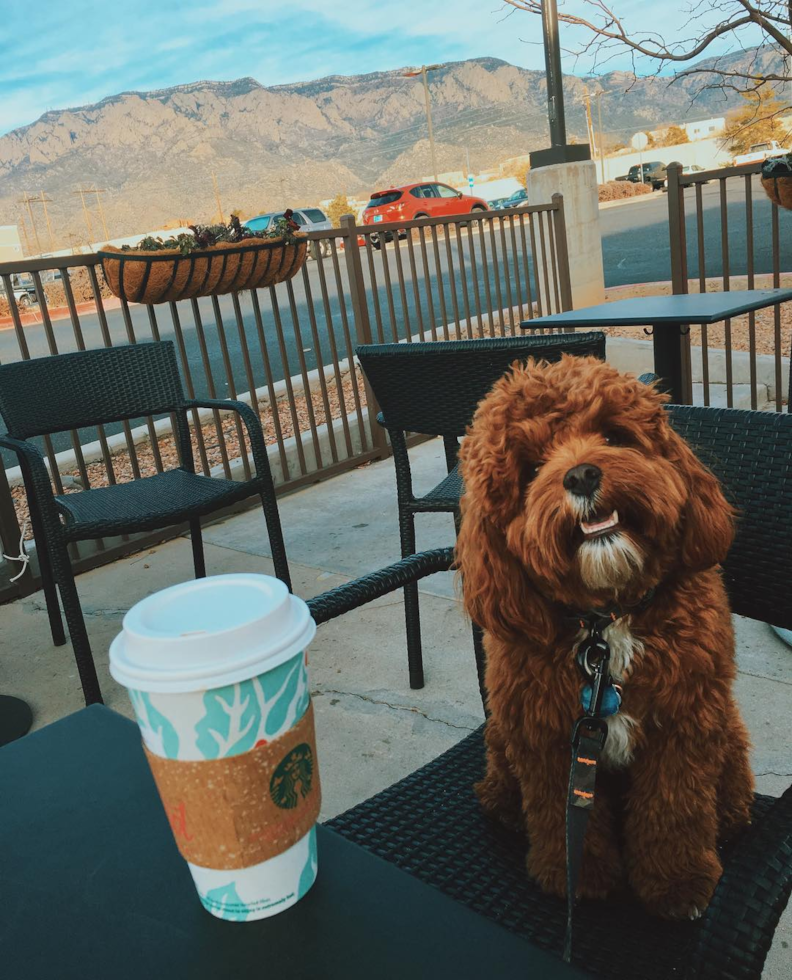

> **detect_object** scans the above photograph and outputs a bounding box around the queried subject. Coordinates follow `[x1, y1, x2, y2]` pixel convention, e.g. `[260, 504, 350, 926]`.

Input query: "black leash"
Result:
[560, 589, 656, 963]
[564, 623, 612, 962]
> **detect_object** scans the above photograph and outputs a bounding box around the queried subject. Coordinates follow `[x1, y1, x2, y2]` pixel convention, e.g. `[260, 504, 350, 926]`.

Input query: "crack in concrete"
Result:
[755, 770, 792, 778]
[737, 668, 792, 687]
[312, 687, 478, 732]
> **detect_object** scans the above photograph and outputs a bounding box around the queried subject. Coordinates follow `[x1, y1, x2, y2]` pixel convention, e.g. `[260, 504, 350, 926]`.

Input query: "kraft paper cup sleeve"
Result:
[144, 703, 321, 869]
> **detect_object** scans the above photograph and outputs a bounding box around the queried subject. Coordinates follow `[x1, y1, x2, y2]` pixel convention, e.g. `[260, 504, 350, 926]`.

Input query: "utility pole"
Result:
[17, 214, 33, 256]
[38, 190, 56, 252]
[596, 93, 606, 184]
[584, 92, 596, 158]
[71, 186, 110, 243]
[19, 193, 43, 255]
[403, 64, 443, 182]
[73, 188, 94, 241]
[211, 171, 224, 224]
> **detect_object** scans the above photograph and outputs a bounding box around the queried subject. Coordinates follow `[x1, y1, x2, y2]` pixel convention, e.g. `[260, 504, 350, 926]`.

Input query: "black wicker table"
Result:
[0, 706, 587, 980]
[524, 289, 792, 403]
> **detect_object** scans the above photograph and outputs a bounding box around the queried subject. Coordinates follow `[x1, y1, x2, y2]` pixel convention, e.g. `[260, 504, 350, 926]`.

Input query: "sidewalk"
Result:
[1, 438, 789, 974]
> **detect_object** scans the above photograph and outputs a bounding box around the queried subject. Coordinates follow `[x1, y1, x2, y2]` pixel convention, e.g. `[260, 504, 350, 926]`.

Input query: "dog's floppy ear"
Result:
[456, 378, 552, 643]
[664, 426, 735, 571]
[456, 501, 551, 644]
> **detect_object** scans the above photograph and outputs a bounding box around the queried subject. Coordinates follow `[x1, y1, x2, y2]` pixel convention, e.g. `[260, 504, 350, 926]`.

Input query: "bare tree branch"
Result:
[501, 0, 792, 95]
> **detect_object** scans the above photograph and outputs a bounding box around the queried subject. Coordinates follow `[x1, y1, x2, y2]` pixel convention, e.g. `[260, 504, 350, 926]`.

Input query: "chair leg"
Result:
[190, 519, 206, 579]
[26, 497, 65, 647]
[455, 506, 488, 715]
[471, 622, 489, 717]
[399, 507, 424, 689]
[52, 544, 103, 706]
[259, 492, 292, 592]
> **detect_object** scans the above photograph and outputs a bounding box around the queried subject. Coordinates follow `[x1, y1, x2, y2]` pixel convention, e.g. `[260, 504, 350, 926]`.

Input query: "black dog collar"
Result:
[561, 587, 656, 634]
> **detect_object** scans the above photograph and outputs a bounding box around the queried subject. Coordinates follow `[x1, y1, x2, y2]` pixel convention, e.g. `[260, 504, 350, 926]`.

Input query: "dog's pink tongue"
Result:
[580, 509, 619, 534]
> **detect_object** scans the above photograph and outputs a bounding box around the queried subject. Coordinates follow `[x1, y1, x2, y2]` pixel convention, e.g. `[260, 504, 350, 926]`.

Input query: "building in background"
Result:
[0, 226, 23, 263]
[683, 117, 725, 141]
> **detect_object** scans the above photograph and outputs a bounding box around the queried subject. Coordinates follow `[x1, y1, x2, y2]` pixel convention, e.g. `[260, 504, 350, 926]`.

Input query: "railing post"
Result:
[340, 214, 389, 456]
[551, 193, 574, 311]
[664, 164, 693, 403]
[667, 164, 688, 296]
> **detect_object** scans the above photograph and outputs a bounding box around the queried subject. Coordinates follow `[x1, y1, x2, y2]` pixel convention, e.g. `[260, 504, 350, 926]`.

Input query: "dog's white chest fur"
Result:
[586, 617, 643, 770]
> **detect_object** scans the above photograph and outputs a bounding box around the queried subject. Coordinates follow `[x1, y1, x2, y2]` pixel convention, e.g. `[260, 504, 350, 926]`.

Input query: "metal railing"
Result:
[0, 197, 572, 600]
[667, 161, 792, 412]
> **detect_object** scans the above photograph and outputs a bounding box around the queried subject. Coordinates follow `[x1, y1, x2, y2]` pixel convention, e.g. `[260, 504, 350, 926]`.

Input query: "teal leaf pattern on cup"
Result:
[201, 881, 250, 922]
[195, 652, 309, 760]
[195, 683, 259, 760]
[129, 689, 180, 759]
[259, 655, 308, 737]
[297, 828, 319, 900]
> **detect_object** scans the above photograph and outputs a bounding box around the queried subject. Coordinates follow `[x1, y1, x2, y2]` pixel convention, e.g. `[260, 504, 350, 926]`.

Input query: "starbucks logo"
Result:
[270, 743, 314, 809]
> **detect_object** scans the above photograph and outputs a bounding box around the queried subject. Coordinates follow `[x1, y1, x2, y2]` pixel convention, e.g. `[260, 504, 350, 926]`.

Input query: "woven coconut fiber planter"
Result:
[99, 237, 308, 305]
[761, 173, 792, 210]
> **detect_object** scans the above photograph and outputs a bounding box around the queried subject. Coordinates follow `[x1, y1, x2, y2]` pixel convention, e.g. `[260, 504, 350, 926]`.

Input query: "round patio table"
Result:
[0, 695, 32, 746]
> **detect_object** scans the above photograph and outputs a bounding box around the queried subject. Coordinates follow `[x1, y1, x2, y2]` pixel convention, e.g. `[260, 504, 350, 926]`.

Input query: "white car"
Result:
[734, 141, 787, 166]
[244, 208, 333, 258]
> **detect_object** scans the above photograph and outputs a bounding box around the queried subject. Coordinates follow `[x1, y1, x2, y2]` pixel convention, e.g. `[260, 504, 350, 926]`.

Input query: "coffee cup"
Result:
[110, 573, 319, 922]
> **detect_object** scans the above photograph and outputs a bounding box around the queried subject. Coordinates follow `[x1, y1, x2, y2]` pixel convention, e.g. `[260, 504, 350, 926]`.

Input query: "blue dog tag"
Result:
[580, 680, 621, 717]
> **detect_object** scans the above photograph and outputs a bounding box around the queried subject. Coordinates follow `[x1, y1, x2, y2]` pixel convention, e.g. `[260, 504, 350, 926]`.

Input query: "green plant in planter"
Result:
[122, 212, 302, 254]
[762, 154, 792, 177]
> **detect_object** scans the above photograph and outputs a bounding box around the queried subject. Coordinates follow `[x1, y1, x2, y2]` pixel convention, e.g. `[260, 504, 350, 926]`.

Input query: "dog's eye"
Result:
[520, 462, 541, 493]
[603, 430, 628, 446]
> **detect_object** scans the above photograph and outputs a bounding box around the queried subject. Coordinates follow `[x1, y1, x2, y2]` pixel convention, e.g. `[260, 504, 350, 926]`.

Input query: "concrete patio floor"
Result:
[1, 438, 790, 976]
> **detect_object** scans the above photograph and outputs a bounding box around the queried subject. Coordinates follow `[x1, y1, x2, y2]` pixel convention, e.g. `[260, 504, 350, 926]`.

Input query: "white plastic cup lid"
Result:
[109, 574, 316, 693]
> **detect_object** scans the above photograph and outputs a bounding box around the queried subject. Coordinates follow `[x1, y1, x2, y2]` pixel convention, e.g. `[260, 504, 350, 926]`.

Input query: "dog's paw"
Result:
[632, 850, 722, 920]
[526, 848, 620, 901]
[475, 777, 524, 833]
[526, 851, 568, 898]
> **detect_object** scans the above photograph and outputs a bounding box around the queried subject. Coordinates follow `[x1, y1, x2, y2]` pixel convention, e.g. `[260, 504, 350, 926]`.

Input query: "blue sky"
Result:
[0, 0, 760, 135]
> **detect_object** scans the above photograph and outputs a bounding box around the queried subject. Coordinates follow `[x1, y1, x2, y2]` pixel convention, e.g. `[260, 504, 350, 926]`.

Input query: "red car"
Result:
[362, 181, 488, 246]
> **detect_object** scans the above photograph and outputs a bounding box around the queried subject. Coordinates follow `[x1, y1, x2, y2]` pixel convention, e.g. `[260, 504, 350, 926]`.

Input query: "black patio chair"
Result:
[356, 332, 606, 690]
[0, 341, 290, 707]
[307, 404, 792, 980]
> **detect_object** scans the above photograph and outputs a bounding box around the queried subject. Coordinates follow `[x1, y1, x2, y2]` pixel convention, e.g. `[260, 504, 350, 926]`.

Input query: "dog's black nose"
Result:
[563, 463, 602, 497]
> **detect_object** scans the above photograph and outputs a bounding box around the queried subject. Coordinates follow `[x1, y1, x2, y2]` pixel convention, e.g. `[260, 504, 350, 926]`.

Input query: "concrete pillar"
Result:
[526, 160, 604, 310]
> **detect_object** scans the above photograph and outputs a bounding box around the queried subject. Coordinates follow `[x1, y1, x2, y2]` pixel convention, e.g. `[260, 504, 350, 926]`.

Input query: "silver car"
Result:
[244, 208, 332, 257]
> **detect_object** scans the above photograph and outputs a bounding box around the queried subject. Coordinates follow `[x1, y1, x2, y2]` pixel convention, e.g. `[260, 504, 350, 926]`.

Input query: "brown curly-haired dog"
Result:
[456, 355, 754, 920]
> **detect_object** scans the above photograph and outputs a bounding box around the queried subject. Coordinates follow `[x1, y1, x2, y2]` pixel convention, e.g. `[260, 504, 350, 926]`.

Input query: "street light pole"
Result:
[542, 0, 566, 149]
[529, 0, 590, 169]
[404, 64, 443, 182]
[422, 65, 438, 182]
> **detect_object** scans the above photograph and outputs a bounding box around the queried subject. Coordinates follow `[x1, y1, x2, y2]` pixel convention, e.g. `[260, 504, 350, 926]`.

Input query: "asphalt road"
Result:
[5, 177, 792, 458]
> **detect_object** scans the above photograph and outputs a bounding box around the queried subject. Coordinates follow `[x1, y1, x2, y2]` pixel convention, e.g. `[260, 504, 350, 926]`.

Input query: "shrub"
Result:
[633, 182, 653, 196]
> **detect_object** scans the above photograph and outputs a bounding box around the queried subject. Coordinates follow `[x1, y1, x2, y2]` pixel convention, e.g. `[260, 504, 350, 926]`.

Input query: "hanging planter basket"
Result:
[760, 155, 792, 211]
[761, 174, 792, 210]
[98, 236, 308, 305]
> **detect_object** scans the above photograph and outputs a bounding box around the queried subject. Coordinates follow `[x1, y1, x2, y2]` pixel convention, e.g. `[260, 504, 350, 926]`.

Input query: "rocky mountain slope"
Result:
[0, 49, 775, 247]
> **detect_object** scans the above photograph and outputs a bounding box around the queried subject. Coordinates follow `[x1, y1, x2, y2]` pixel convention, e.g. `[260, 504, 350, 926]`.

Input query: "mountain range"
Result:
[0, 46, 777, 248]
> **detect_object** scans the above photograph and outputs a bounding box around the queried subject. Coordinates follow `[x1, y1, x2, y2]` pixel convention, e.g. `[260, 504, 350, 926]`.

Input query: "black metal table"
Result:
[524, 289, 792, 404]
[0, 706, 586, 980]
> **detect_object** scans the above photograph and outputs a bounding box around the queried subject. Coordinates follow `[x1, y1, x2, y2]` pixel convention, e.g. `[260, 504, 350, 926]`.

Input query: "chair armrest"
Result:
[0, 435, 60, 526]
[183, 399, 270, 479]
[689, 784, 792, 979]
[306, 548, 455, 626]
[638, 372, 660, 386]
